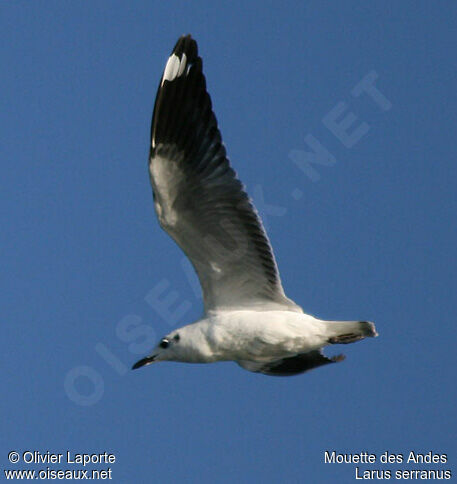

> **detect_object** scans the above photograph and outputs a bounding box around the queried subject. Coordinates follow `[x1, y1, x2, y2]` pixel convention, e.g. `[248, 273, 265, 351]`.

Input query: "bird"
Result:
[132, 35, 377, 376]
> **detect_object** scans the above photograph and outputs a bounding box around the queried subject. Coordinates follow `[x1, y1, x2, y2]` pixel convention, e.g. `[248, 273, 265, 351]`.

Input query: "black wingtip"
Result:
[150, 34, 204, 150]
[171, 34, 198, 60]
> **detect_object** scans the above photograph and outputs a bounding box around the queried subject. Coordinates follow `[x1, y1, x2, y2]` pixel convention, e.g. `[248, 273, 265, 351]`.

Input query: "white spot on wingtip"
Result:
[161, 54, 180, 85]
[161, 52, 188, 86]
[177, 53, 187, 76]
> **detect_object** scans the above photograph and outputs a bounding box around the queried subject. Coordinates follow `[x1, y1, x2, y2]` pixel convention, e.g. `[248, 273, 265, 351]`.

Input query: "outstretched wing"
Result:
[149, 35, 301, 313]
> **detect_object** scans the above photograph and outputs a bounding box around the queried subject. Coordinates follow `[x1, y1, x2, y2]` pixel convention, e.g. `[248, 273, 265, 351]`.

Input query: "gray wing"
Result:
[149, 35, 301, 313]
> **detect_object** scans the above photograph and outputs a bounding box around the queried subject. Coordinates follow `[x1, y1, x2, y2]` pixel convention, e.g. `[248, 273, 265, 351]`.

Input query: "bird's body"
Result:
[132, 35, 377, 376]
[154, 311, 327, 364]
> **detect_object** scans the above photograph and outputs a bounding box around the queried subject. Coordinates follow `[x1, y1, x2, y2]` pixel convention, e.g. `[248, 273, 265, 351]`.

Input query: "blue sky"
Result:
[1, 1, 456, 482]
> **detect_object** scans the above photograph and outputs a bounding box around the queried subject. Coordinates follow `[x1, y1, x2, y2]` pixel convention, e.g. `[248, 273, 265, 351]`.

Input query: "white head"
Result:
[132, 325, 211, 369]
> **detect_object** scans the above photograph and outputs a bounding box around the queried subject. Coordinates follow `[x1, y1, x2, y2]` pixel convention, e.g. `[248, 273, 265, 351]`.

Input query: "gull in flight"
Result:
[133, 35, 377, 376]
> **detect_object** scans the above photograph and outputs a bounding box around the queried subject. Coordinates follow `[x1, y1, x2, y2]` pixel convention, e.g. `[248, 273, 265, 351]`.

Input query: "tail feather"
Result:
[325, 320, 377, 344]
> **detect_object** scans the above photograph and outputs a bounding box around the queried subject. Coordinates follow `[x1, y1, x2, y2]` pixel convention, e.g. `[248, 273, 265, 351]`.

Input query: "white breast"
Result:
[203, 310, 328, 362]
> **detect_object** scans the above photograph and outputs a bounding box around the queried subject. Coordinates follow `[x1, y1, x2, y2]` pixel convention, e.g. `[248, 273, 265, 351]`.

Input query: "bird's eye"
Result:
[159, 339, 170, 349]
